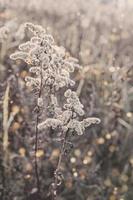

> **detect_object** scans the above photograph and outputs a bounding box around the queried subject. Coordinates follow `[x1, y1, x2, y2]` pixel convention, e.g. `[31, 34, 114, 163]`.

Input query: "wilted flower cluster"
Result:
[10, 22, 100, 136]
[10, 23, 80, 93]
[38, 89, 100, 135]
[10, 22, 100, 198]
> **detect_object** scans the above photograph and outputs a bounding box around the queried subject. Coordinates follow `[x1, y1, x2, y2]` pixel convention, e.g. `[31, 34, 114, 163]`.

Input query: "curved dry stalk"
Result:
[2, 83, 10, 200]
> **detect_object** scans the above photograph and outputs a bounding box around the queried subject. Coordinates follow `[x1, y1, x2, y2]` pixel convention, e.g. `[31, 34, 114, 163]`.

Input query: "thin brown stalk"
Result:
[2, 83, 10, 200]
[52, 131, 68, 200]
[3, 83, 10, 163]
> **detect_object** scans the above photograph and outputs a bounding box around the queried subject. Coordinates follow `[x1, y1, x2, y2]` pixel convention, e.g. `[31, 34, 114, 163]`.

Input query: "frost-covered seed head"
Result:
[37, 97, 43, 107]
[38, 119, 62, 130]
[10, 22, 100, 139]
[64, 89, 72, 97]
[83, 118, 101, 127]
[25, 23, 46, 37]
[19, 42, 36, 51]
[10, 52, 28, 60]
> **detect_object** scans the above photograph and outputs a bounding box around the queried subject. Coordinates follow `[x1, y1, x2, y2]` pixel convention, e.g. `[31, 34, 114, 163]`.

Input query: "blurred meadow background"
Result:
[0, 0, 133, 199]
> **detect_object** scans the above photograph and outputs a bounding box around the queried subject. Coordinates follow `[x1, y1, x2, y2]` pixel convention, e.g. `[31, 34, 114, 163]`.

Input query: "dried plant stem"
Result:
[3, 84, 9, 152]
[2, 83, 10, 200]
[52, 131, 68, 200]
[52, 111, 76, 199]
[56, 131, 67, 173]
[10, 23, 101, 200]
[34, 64, 43, 195]
[0, 42, 7, 62]
[76, 79, 84, 97]
[35, 113, 40, 193]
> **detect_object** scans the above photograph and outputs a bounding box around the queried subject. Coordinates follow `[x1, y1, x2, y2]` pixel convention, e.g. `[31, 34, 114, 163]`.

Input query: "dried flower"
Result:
[10, 22, 100, 199]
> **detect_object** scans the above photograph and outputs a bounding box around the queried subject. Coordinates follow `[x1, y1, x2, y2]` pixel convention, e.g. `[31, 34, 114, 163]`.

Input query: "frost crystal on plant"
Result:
[10, 52, 28, 60]
[64, 89, 85, 116]
[82, 117, 101, 127]
[37, 97, 43, 107]
[38, 118, 62, 130]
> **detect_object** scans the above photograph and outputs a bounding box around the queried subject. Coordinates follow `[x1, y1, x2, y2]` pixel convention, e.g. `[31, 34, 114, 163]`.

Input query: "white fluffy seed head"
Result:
[10, 23, 101, 138]
[19, 42, 35, 51]
[25, 22, 46, 37]
[64, 89, 72, 97]
[38, 118, 62, 130]
[83, 118, 101, 127]
[10, 52, 28, 60]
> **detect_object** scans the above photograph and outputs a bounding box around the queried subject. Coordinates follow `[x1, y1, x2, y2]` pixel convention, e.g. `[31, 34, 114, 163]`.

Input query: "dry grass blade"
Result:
[3, 83, 10, 152]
